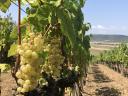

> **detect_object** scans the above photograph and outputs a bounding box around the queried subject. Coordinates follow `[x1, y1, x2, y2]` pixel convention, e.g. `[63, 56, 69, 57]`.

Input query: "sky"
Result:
[82, 0, 128, 36]
[0, 0, 128, 36]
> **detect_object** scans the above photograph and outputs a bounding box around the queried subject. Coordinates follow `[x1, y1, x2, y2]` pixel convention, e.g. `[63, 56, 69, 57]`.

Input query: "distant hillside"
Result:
[91, 34, 128, 43]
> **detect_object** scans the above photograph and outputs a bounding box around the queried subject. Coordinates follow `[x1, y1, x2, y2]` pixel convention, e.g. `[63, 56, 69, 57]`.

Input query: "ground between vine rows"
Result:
[83, 64, 128, 96]
[1, 64, 128, 96]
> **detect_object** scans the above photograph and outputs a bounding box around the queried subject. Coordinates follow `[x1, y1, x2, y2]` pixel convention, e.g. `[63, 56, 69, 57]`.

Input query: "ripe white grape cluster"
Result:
[16, 32, 44, 93]
[42, 36, 64, 78]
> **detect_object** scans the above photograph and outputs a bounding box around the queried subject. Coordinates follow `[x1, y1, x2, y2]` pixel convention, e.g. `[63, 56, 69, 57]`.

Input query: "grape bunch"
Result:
[42, 36, 64, 79]
[16, 32, 44, 93]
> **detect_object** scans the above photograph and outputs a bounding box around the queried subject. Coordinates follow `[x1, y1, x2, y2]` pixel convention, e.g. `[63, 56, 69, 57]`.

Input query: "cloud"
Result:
[87, 24, 128, 36]
[92, 25, 106, 29]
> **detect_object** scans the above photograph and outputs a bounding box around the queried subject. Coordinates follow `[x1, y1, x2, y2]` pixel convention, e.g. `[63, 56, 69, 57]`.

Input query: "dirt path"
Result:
[83, 64, 128, 96]
[1, 72, 17, 96]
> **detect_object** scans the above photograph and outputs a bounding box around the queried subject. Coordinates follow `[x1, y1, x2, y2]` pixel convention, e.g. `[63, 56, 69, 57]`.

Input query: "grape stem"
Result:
[43, 24, 52, 37]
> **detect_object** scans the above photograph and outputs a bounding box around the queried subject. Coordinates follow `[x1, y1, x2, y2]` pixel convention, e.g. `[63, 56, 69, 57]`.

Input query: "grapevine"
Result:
[0, 0, 91, 96]
[97, 43, 128, 77]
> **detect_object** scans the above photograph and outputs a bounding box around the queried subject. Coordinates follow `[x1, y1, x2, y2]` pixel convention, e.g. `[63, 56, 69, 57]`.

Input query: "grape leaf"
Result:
[57, 8, 76, 47]
[79, 0, 85, 7]
[0, 0, 11, 13]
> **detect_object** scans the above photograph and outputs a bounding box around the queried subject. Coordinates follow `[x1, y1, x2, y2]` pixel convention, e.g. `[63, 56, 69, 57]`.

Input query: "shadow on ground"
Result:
[92, 65, 112, 83]
[95, 87, 121, 96]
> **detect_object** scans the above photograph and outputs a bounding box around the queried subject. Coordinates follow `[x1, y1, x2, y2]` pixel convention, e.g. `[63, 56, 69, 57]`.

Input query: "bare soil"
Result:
[83, 64, 128, 96]
[1, 64, 128, 96]
[1, 71, 17, 96]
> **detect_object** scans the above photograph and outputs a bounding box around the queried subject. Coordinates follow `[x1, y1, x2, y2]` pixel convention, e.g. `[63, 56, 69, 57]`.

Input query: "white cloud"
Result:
[97, 25, 106, 29]
[92, 25, 106, 29]
[87, 24, 128, 36]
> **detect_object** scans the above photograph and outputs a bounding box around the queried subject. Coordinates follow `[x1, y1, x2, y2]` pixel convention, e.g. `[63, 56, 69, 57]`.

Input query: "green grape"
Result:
[42, 36, 64, 78]
[23, 83, 30, 91]
[22, 38, 27, 43]
[22, 43, 28, 47]
[24, 50, 32, 58]
[17, 79, 25, 85]
[20, 60, 26, 65]
[20, 65, 28, 74]
[17, 87, 23, 92]
[31, 51, 39, 60]
[29, 32, 35, 38]
[25, 64, 33, 72]
[16, 70, 22, 79]
[75, 66, 80, 72]
[22, 73, 30, 80]
[21, 88, 28, 93]
[16, 33, 44, 93]
[24, 80, 31, 85]
[34, 37, 40, 46]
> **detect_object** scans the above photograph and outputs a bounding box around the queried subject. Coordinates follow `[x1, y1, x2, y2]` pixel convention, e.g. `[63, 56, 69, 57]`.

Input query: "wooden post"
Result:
[11, 0, 21, 87]
[13, 0, 21, 76]
[18, 0, 21, 45]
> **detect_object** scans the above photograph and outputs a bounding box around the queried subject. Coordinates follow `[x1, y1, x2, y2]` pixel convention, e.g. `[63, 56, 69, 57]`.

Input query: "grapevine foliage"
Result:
[97, 43, 128, 77]
[99, 43, 128, 67]
[0, 0, 11, 12]
[0, 0, 91, 95]
[0, 15, 17, 64]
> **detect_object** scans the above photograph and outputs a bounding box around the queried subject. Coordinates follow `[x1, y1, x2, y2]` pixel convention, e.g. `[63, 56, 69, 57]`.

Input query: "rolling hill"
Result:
[91, 34, 128, 43]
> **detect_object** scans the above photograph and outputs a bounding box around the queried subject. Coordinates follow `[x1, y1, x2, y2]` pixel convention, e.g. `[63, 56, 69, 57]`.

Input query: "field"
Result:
[90, 42, 118, 55]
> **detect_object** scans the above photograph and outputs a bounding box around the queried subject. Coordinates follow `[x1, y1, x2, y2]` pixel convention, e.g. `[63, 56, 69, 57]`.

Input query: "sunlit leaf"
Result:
[0, 0, 11, 13]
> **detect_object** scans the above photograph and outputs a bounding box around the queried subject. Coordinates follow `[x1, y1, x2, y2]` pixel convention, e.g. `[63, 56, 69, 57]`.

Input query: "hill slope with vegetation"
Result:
[91, 34, 128, 43]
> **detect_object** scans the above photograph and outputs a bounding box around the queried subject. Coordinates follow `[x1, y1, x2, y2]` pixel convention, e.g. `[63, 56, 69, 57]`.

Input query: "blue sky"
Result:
[0, 3, 27, 23]
[82, 0, 128, 36]
[0, 0, 128, 36]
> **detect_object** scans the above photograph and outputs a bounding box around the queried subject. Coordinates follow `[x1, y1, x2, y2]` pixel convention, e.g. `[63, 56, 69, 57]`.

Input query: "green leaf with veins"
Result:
[57, 8, 76, 47]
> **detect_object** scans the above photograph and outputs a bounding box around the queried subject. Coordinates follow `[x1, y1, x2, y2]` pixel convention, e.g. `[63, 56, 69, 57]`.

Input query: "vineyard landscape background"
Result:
[0, 0, 128, 96]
